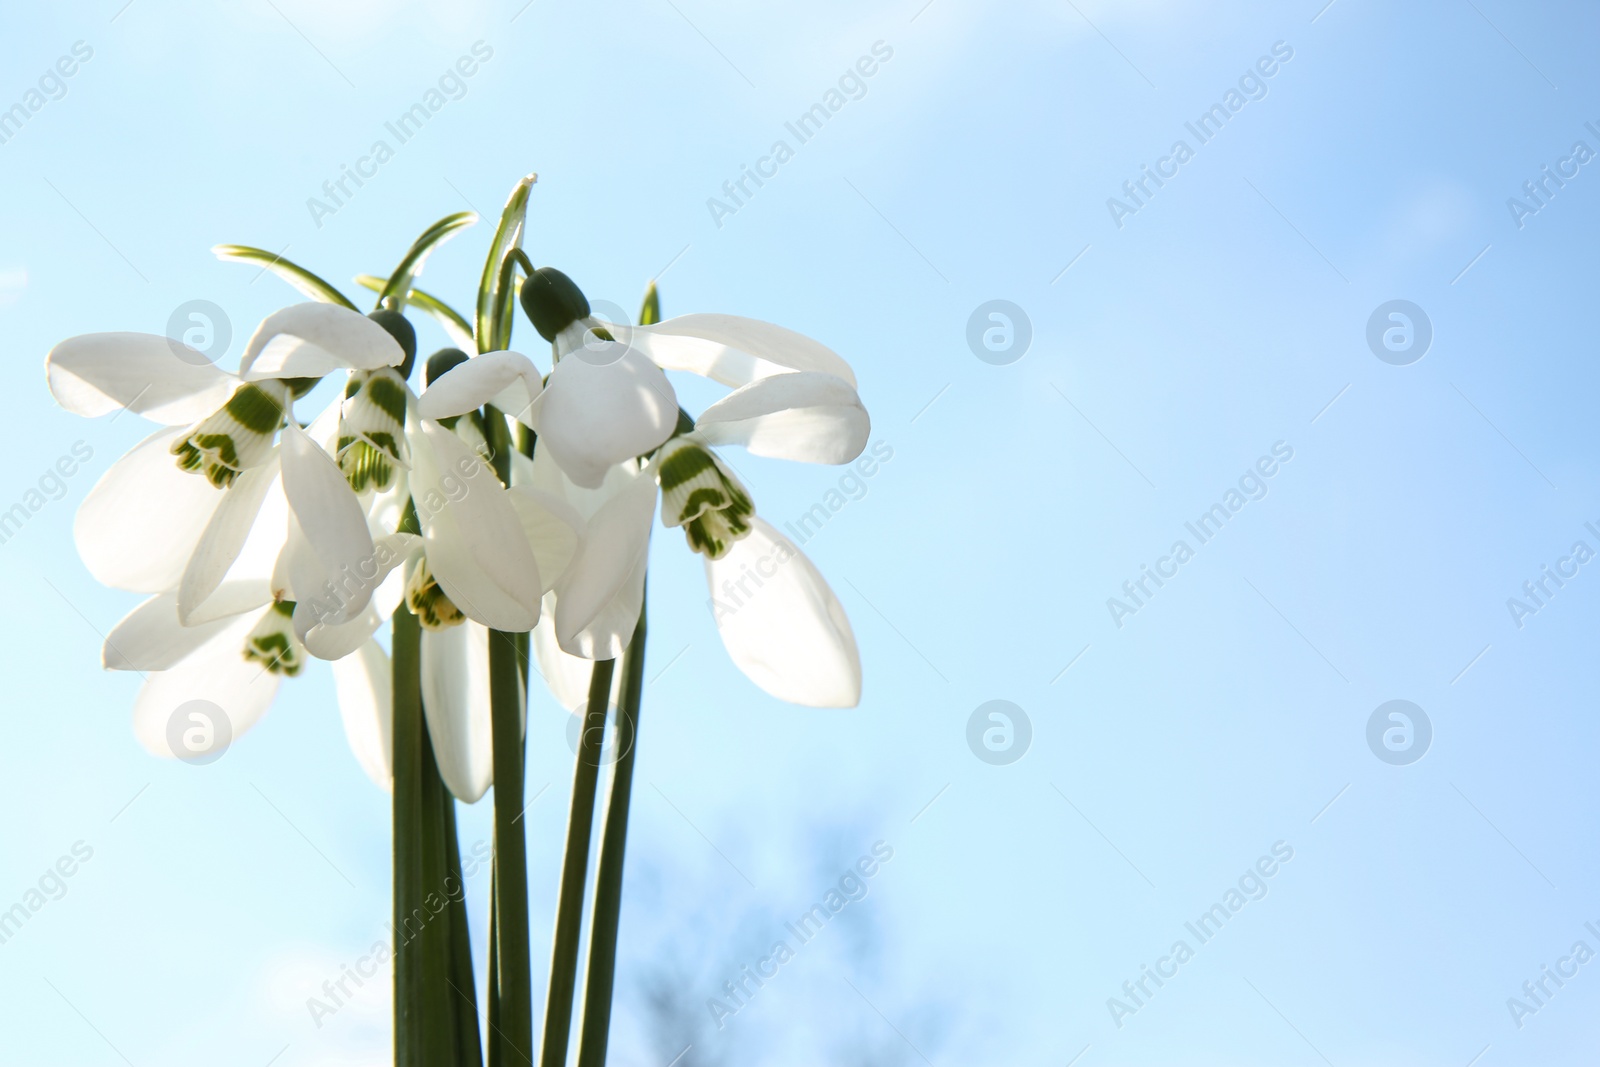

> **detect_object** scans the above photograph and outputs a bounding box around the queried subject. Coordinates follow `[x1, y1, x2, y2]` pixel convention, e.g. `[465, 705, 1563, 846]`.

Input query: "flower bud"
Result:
[425, 347, 471, 386]
[519, 267, 590, 342]
[368, 308, 417, 379]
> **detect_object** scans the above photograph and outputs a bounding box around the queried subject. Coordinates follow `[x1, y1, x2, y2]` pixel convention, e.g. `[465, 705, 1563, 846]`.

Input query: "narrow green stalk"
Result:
[393, 606, 453, 1067]
[540, 658, 616, 1067]
[443, 790, 484, 1067]
[483, 382, 532, 1066]
[392, 607, 420, 1067]
[576, 595, 648, 1067]
[490, 628, 535, 1066]
[418, 719, 458, 1066]
[487, 873, 501, 1067]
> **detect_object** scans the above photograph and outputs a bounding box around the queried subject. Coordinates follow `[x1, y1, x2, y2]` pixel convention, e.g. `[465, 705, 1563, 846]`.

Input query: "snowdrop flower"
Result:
[368, 349, 580, 801]
[507, 267, 682, 489]
[427, 274, 870, 708]
[91, 410, 413, 788]
[44, 304, 425, 785]
[46, 304, 413, 629]
[100, 553, 410, 789]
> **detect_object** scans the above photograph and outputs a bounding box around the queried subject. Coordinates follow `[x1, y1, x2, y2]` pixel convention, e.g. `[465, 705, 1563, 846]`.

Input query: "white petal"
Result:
[523, 439, 637, 522]
[304, 392, 344, 452]
[371, 533, 418, 617]
[299, 600, 382, 661]
[46, 333, 238, 424]
[103, 588, 262, 671]
[553, 467, 656, 659]
[297, 533, 417, 659]
[420, 621, 495, 802]
[508, 485, 583, 594]
[706, 517, 860, 707]
[530, 593, 603, 710]
[239, 304, 405, 381]
[75, 426, 228, 593]
[627, 314, 857, 389]
[694, 372, 869, 465]
[365, 471, 409, 538]
[130, 609, 283, 759]
[332, 639, 393, 791]
[535, 350, 677, 489]
[177, 455, 282, 624]
[411, 417, 540, 631]
[419, 351, 543, 428]
[281, 421, 378, 624]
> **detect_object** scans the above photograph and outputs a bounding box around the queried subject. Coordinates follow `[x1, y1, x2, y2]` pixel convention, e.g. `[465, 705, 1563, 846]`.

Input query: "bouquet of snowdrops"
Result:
[44, 174, 869, 1067]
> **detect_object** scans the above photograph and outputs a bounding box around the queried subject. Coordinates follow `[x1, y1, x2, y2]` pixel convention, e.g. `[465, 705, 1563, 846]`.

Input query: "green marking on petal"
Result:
[224, 383, 287, 434]
[656, 439, 754, 561]
[243, 601, 304, 676]
[366, 373, 408, 426]
[337, 367, 409, 493]
[656, 444, 718, 492]
[172, 383, 286, 488]
[404, 557, 465, 630]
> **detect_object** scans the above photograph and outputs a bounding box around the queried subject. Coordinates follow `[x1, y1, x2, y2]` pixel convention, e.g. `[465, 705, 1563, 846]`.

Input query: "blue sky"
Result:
[3, 0, 1600, 1063]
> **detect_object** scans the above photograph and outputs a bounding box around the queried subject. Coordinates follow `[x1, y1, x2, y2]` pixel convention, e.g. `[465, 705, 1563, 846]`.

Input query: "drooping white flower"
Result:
[44, 303, 427, 786]
[378, 358, 580, 801]
[46, 303, 410, 628]
[94, 456, 415, 790]
[427, 277, 871, 709]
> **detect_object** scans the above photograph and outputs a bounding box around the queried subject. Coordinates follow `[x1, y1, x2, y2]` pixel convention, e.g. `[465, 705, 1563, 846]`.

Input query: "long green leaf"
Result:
[356, 274, 477, 353]
[493, 249, 533, 357]
[639, 280, 660, 327]
[477, 175, 536, 353]
[212, 245, 357, 308]
[378, 212, 478, 311]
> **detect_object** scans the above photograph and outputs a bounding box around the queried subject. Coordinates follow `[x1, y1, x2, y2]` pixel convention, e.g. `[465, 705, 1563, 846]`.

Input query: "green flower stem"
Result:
[483, 386, 532, 1067]
[490, 627, 535, 1067]
[443, 789, 484, 1067]
[392, 605, 451, 1067]
[419, 716, 461, 1065]
[540, 657, 616, 1067]
[487, 874, 501, 1067]
[576, 595, 648, 1067]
